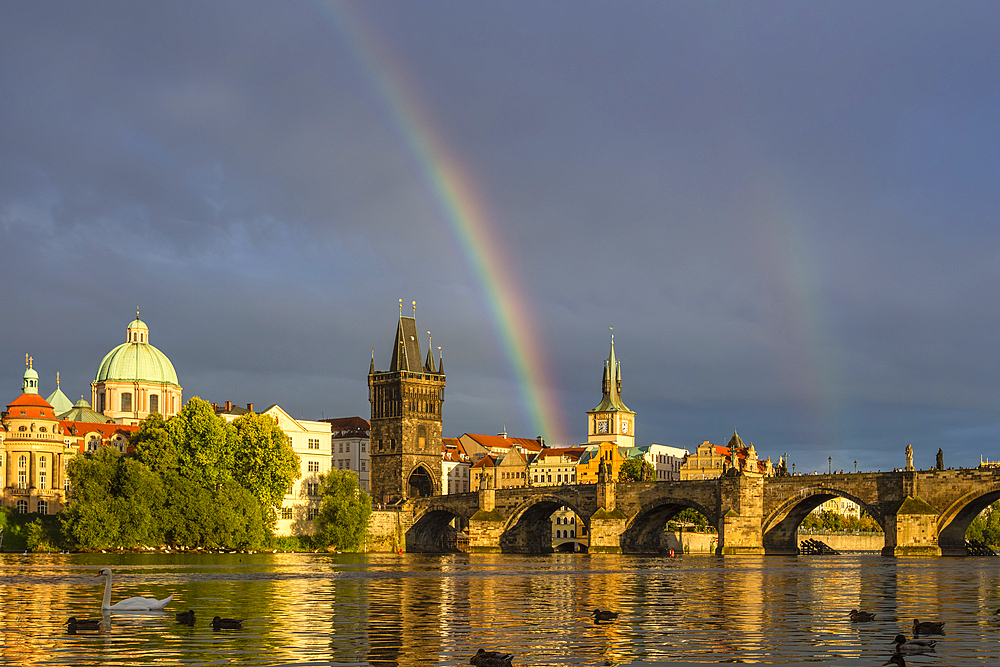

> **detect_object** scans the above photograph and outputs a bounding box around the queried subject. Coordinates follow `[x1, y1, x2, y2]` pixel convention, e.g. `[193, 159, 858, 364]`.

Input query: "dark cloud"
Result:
[2, 1, 999, 473]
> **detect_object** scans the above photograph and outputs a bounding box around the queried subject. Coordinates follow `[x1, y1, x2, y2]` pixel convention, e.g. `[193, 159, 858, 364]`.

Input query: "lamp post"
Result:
[854, 460, 857, 474]
[828, 457, 832, 475]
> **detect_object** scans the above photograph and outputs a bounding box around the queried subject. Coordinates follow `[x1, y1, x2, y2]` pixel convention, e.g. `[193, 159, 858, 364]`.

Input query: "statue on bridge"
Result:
[905, 444, 914, 472]
[937, 448, 944, 471]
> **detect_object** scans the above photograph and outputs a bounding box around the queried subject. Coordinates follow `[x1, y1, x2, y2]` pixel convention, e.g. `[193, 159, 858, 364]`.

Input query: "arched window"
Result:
[17, 455, 27, 489]
[16, 499, 28, 514]
[37, 500, 48, 515]
[570, 530, 575, 538]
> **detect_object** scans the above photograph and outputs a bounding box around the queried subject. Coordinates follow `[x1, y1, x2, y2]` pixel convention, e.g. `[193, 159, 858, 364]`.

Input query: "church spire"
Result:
[590, 329, 631, 413]
[424, 331, 437, 373]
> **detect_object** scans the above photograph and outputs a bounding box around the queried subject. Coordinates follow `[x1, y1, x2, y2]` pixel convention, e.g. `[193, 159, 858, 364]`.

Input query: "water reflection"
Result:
[2, 552, 1000, 666]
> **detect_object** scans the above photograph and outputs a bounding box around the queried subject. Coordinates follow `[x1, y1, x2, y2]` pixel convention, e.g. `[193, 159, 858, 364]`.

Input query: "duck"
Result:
[175, 610, 196, 626]
[65, 617, 102, 634]
[882, 655, 906, 667]
[469, 648, 514, 667]
[849, 609, 876, 622]
[591, 609, 619, 623]
[211, 616, 244, 630]
[890, 634, 936, 652]
[97, 567, 173, 611]
[912, 619, 945, 635]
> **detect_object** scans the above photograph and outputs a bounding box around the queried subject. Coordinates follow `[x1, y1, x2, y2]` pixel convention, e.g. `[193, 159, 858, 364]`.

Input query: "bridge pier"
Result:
[589, 481, 626, 554]
[467, 486, 504, 553]
[882, 496, 942, 557]
[717, 472, 765, 555]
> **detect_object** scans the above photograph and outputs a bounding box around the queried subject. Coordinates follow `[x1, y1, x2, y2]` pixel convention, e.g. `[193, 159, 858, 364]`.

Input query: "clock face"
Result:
[621, 420, 629, 434]
[597, 419, 609, 434]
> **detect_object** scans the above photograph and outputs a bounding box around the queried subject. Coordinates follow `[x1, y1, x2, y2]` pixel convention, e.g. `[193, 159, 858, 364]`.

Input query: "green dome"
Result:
[95, 318, 179, 386]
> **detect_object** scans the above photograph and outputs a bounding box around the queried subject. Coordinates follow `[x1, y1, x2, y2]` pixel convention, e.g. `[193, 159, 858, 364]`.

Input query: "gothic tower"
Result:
[586, 333, 636, 448]
[369, 311, 445, 504]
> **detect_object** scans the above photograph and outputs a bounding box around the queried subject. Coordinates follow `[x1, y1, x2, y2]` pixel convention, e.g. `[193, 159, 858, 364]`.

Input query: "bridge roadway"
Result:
[392, 468, 1000, 556]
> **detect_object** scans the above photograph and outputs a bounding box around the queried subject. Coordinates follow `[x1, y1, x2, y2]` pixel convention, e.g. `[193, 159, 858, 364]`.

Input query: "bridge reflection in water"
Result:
[389, 469, 1000, 556]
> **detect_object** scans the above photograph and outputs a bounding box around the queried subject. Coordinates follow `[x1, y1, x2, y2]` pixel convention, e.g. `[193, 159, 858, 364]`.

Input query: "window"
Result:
[570, 530, 575, 538]
[39, 427, 47, 433]
[338, 443, 343, 453]
[121, 392, 132, 412]
[307, 483, 318, 496]
[360, 441, 367, 452]
[87, 437, 99, 452]
[40, 471, 46, 490]
[16, 500, 28, 514]
[307, 507, 319, 520]
[346, 443, 350, 453]
[360, 461, 366, 472]
[18, 455, 26, 489]
[281, 507, 293, 520]
[37, 500, 48, 514]
[150, 394, 159, 413]
[286, 485, 293, 495]
[64, 478, 71, 494]
[307, 460, 319, 472]
[308, 438, 320, 450]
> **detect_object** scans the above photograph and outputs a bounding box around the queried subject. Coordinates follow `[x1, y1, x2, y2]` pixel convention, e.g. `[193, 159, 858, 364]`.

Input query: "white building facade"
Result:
[324, 417, 370, 494]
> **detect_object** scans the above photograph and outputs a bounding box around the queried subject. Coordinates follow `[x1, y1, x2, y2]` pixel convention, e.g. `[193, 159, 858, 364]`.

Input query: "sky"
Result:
[2, 1, 999, 474]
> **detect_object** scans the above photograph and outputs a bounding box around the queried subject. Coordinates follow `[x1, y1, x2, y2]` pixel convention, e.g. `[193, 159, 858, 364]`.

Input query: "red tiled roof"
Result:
[470, 455, 497, 469]
[463, 433, 544, 453]
[7, 392, 55, 411]
[60, 421, 138, 438]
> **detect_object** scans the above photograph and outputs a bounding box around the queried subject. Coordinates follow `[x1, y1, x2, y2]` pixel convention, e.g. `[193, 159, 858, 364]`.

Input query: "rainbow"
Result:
[323, 3, 568, 445]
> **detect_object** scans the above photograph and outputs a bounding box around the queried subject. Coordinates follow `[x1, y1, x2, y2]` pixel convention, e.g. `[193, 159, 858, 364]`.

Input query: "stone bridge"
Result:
[389, 468, 1000, 556]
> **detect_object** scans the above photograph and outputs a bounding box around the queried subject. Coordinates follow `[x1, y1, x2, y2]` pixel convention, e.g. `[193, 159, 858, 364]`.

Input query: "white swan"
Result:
[97, 567, 173, 611]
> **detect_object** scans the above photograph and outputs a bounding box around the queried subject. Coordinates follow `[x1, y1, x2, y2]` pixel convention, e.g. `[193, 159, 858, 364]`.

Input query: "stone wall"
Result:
[368, 510, 405, 552]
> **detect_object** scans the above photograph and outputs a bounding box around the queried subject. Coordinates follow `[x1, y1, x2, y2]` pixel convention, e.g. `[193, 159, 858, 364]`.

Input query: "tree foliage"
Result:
[800, 509, 883, 533]
[61, 400, 276, 551]
[966, 500, 1000, 546]
[618, 457, 656, 482]
[232, 412, 301, 520]
[314, 470, 371, 552]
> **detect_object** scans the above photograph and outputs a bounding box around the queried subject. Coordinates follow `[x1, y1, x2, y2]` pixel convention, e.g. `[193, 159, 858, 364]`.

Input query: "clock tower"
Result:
[586, 333, 635, 448]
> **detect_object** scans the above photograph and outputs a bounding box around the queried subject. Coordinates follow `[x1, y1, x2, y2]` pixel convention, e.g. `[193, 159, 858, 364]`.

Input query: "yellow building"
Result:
[1, 359, 74, 514]
[577, 441, 630, 484]
[92, 314, 182, 424]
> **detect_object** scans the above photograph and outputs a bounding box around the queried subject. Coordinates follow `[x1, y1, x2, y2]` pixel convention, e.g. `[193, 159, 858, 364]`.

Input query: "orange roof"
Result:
[534, 447, 585, 462]
[60, 421, 138, 438]
[470, 455, 497, 469]
[462, 433, 544, 453]
[7, 392, 55, 411]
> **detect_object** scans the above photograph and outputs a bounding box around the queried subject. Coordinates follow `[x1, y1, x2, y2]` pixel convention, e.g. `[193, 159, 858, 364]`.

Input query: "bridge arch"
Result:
[935, 482, 1000, 556]
[620, 497, 717, 554]
[762, 486, 883, 555]
[499, 494, 590, 554]
[406, 500, 475, 552]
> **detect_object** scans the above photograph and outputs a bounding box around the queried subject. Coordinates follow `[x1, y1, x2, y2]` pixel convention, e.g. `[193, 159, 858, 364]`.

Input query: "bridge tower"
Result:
[587, 332, 636, 448]
[368, 308, 445, 504]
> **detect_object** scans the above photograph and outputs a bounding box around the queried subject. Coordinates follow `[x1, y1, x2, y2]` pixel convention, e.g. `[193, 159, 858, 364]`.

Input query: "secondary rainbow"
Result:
[325, 2, 568, 445]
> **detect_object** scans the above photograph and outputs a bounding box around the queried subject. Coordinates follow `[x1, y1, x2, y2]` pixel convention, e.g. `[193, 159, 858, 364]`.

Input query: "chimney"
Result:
[211, 403, 218, 412]
[247, 403, 254, 413]
[537, 436, 544, 447]
[225, 401, 232, 412]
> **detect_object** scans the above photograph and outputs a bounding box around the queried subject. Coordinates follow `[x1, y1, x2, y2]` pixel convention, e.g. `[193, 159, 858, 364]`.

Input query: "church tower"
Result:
[368, 306, 445, 504]
[586, 333, 636, 448]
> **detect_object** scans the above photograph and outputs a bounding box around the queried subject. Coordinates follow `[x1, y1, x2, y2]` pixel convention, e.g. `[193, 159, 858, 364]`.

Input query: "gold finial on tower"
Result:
[427, 331, 432, 349]
[57, 371, 60, 387]
[28, 356, 33, 369]
[136, 307, 140, 319]
[412, 300, 416, 316]
[399, 299, 403, 316]
[25, 353, 29, 368]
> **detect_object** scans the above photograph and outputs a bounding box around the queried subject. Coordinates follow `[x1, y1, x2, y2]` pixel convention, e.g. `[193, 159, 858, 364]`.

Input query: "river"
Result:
[1, 552, 997, 666]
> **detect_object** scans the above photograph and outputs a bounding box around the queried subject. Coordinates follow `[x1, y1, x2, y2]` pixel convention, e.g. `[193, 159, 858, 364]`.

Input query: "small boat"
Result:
[912, 619, 945, 635]
[891, 634, 936, 652]
[849, 609, 876, 622]
[470, 648, 514, 667]
[211, 616, 243, 630]
[591, 609, 619, 623]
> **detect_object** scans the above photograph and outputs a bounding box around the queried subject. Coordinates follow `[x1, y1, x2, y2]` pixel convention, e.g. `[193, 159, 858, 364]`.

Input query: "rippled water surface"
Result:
[1, 552, 998, 666]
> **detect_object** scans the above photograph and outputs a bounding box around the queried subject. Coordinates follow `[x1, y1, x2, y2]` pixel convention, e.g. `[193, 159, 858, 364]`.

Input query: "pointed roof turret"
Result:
[727, 431, 745, 450]
[437, 347, 444, 375]
[46, 372, 74, 414]
[590, 332, 632, 414]
[369, 348, 375, 375]
[388, 316, 422, 372]
[424, 332, 437, 373]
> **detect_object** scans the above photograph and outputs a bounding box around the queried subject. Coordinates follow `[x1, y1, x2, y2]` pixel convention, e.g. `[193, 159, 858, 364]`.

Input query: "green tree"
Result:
[61, 448, 163, 549]
[618, 457, 655, 482]
[131, 412, 179, 474]
[166, 397, 236, 488]
[231, 412, 301, 521]
[314, 470, 371, 552]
